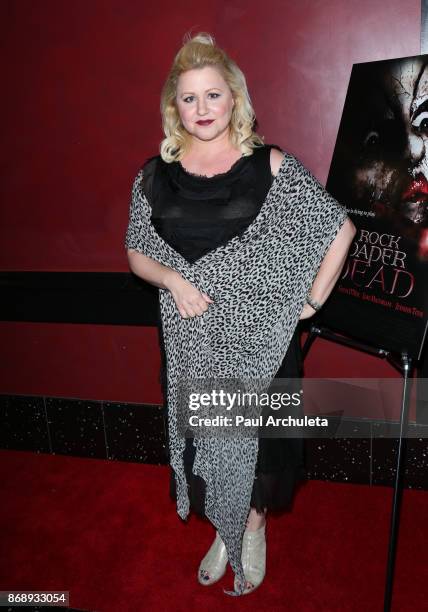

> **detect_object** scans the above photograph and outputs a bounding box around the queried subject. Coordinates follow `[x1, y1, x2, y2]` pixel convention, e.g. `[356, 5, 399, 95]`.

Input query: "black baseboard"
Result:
[1, 393, 428, 490]
[0, 271, 160, 326]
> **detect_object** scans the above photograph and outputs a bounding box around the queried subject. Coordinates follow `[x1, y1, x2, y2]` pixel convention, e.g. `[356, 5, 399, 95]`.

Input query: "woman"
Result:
[125, 32, 356, 596]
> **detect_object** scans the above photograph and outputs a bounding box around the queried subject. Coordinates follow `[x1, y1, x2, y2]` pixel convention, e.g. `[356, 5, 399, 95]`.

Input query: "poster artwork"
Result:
[322, 54, 428, 359]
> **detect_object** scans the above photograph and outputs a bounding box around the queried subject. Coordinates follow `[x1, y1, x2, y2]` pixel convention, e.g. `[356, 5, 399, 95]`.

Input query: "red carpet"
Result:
[0, 448, 427, 612]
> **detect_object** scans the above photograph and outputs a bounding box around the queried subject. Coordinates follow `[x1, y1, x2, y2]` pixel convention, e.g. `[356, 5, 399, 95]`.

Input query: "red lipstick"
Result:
[402, 175, 428, 202]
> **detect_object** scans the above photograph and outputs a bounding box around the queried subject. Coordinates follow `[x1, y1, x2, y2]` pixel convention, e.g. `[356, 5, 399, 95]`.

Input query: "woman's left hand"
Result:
[299, 303, 317, 320]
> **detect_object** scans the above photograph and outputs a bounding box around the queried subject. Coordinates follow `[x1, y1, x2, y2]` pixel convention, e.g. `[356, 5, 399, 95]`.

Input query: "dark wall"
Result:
[0, 0, 421, 405]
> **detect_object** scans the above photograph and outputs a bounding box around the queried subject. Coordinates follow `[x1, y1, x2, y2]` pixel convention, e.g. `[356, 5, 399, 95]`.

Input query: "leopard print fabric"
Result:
[125, 151, 348, 595]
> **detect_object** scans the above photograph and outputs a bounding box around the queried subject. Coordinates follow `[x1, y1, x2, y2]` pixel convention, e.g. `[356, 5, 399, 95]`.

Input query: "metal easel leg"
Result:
[383, 355, 413, 612]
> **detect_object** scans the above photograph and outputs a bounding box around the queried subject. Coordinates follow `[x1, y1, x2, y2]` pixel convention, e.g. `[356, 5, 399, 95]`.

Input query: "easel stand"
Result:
[301, 324, 415, 612]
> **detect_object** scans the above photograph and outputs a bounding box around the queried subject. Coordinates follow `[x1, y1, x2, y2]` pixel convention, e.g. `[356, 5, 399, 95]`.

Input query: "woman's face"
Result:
[175, 66, 235, 144]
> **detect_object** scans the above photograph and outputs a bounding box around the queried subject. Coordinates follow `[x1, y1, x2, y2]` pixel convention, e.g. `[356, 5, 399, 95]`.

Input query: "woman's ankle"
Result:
[246, 506, 267, 531]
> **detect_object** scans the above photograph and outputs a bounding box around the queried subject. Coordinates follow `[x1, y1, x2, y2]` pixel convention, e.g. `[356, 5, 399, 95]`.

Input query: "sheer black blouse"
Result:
[141, 144, 278, 264]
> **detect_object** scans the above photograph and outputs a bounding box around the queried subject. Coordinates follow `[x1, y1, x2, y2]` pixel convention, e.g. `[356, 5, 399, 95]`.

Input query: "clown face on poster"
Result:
[323, 54, 428, 359]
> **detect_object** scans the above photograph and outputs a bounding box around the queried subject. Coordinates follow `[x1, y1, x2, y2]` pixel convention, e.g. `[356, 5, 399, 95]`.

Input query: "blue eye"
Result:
[181, 92, 220, 103]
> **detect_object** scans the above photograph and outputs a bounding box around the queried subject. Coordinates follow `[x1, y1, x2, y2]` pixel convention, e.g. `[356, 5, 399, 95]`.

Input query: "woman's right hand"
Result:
[165, 270, 214, 318]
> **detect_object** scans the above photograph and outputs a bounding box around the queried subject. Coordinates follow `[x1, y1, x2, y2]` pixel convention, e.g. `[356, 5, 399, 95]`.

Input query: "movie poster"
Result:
[322, 55, 428, 359]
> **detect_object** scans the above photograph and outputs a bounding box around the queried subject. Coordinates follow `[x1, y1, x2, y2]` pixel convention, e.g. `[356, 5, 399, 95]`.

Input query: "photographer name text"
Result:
[188, 415, 328, 427]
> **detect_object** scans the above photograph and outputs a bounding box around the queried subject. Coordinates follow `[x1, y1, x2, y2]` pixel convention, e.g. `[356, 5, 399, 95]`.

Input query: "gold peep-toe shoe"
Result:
[233, 523, 266, 595]
[198, 530, 228, 586]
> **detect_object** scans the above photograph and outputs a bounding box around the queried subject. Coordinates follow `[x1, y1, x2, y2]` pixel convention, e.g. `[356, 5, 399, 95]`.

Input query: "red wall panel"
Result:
[0, 0, 421, 406]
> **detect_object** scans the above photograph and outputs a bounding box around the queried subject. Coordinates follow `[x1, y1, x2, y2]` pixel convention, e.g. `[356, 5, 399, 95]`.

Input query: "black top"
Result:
[141, 144, 279, 264]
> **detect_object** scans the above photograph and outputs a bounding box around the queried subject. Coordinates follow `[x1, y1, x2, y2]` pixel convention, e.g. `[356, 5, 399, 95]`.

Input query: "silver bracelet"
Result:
[306, 294, 322, 312]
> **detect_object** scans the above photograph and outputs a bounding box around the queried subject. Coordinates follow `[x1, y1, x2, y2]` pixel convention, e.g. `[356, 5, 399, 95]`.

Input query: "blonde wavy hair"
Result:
[160, 32, 265, 162]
